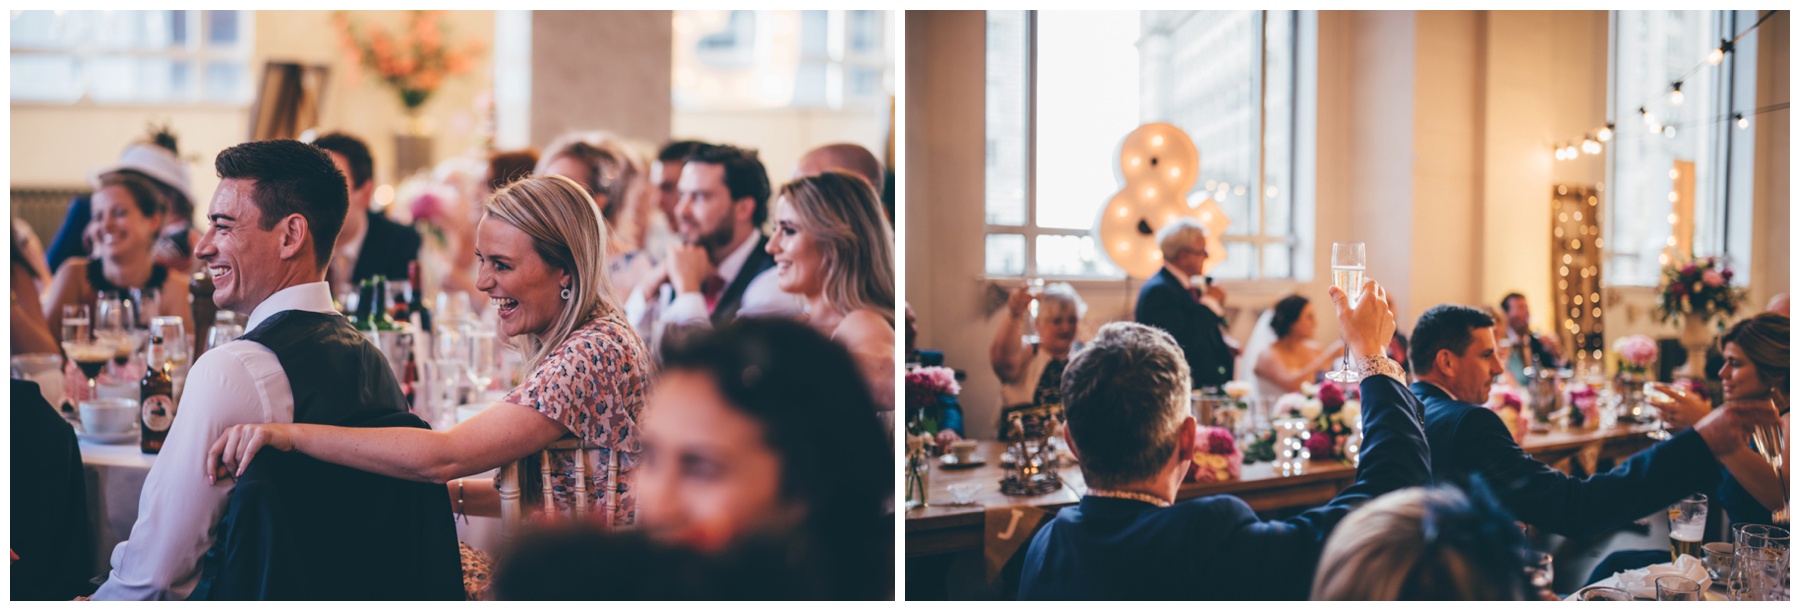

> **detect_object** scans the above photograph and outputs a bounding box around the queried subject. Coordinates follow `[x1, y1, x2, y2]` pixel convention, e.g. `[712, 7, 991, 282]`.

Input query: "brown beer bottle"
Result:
[140, 336, 176, 454]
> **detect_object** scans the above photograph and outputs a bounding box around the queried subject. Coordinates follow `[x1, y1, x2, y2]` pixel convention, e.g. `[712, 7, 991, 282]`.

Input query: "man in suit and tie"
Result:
[1408, 304, 1779, 538]
[1135, 218, 1238, 389]
[627, 143, 802, 353]
[312, 133, 421, 299]
[1498, 292, 1569, 384]
[1019, 280, 1431, 600]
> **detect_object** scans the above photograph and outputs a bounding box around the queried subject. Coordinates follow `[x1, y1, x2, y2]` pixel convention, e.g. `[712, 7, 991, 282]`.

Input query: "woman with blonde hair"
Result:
[1313, 485, 1538, 601]
[538, 131, 657, 302]
[209, 174, 654, 528]
[764, 170, 896, 410]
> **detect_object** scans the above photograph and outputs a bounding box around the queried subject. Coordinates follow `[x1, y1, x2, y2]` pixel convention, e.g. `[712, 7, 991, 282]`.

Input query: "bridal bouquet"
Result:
[1655, 256, 1746, 328]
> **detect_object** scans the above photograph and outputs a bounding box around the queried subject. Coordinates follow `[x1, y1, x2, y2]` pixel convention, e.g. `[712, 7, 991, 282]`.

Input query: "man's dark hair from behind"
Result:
[312, 132, 374, 189]
[686, 143, 772, 226]
[1409, 305, 1497, 373]
[1059, 322, 1190, 489]
[657, 140, 707, 163]
[214, 139, 349, 269]
[1499, 292, 1526, 316]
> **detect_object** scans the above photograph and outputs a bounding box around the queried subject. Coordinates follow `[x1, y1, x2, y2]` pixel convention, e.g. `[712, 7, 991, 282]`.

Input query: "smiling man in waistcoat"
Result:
[92, 140, 458, 600]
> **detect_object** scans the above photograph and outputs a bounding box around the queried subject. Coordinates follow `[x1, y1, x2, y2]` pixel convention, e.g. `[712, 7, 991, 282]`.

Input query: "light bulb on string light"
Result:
[1736, 113, 1748, 130]
[1641, 108, 1656, 126]
[1650, 123, 1664, 135]
[1669, 82, 1684, 106]
[1708, 48, 1725, 65]
[1596, 123, 1614, 142]
[1582, 139, 1601, 155]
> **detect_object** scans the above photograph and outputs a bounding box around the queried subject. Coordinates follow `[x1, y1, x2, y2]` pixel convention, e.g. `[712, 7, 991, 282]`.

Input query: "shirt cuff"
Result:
[663, 291, 709, 325]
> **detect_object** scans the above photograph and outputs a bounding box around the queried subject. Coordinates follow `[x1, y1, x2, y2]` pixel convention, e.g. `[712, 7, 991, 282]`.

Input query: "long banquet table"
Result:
[905, 423, 1662, 557]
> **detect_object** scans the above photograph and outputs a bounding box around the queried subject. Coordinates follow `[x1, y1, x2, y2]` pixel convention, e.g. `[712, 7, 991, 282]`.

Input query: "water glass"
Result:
[1703, 542, 1736, 584]
[1654, 575, 1701, 601]
[1575, 586, 1633, 601]
[1731, 545, 1786, 601]
[151, 317, 190, 371]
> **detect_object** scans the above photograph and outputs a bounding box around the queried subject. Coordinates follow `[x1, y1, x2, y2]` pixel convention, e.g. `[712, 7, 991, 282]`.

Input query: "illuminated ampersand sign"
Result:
[1093, 123, 1230, 279]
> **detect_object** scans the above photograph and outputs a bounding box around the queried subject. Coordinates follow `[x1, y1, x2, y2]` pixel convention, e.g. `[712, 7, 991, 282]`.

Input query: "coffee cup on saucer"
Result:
[949, 440, 980, 463]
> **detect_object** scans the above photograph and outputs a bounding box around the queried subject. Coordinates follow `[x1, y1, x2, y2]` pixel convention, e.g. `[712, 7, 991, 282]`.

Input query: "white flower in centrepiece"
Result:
[1223, 381, 1253, 400]
[1300, 381, 1320, 398]
[1299, 398, 1323, 420]
[1339, 400, 1362, 430]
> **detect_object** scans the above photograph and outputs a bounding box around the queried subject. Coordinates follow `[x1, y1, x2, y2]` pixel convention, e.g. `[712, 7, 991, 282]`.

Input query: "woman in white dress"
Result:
[1241, 295, 1343, 400]
[990, 282, 1085, 439]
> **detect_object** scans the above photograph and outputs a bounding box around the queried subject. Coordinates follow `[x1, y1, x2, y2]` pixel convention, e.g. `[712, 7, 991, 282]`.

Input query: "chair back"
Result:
[497, 436, 622, 542]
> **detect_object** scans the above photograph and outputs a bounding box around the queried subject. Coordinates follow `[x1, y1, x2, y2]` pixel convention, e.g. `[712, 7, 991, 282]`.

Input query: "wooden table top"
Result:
[904, 422, 1663, 556]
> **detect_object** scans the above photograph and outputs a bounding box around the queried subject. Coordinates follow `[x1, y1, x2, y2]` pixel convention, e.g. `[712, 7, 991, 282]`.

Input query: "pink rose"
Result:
[1304, 432, 1335, 458]
[1702, 270, 1724, 287]
[1318, 380, 1346, 411]
[410, 191, 443, 223]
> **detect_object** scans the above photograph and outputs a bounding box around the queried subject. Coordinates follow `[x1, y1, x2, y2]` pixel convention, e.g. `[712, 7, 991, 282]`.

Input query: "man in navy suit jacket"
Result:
[1135, 218, 1237, 389]
[1407, 304, 1776, 538]
[313, 133, 421, 297]
[1020, 281, 1431, 600]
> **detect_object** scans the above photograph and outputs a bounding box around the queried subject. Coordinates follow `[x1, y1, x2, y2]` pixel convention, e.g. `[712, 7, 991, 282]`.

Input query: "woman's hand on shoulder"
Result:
[206, 423, 296, 483]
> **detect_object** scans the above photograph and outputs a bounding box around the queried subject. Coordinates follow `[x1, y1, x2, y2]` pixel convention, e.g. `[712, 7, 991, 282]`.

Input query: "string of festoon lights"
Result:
[1553, 10, 1785, 162]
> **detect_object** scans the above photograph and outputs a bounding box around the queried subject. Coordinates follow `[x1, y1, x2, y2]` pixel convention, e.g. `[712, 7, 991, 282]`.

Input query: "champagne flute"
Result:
[1324, 242, 1366, 384]
[1022, 277, 1045, 345]
[463, 322, 496, 398]
[1644, 382, 1675, 440]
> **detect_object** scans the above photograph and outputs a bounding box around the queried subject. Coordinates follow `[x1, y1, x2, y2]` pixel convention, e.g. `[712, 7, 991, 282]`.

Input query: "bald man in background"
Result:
[1767, 293, 1789, 316]
[793, 142, 889, 224]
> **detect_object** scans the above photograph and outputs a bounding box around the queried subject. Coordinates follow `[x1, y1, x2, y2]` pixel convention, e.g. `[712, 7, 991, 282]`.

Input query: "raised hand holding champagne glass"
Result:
[1325, 242, 1367, 384]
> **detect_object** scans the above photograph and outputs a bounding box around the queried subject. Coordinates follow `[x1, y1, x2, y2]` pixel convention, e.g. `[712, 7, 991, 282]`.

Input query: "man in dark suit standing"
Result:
[1020, 281, 1431, 600]
[1408, 304, 1778, 538]
[626, 144, 803, 354]
[1135, 218, 1237, 389]
[1498, 292, 1569, 384]
[312, 133, 421, 299]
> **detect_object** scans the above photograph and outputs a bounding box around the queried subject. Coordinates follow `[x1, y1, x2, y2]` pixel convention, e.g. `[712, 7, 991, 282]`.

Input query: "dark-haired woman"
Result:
[44, 172, 194, 345]
[1650, 312, 1789, 525]
[637, 318, 892, 600]
[1244, 295, 1344, 399]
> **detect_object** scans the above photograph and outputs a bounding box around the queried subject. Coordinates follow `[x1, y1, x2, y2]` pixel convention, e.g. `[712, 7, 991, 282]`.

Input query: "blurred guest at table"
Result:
[1137, 218, 1238, 390]
[14, 216, 51, 291]
[209, 174, 652, 536]
[43, 171, 194, 339]
[637, 318, 892, 599]
[626, 144, 803, 353]
[1766, 292, 1789, 316]
[419, 148, 543, 300]
[312, 133, 422, 302]
[1018, 281, 1431, 600]
[10, 379, 94, 600]
[765, 171, 895, 411]
[1408, 304, 1778, 538]
[992, 281, 1084, 440]
[1313, 484, 1538, 601]
[12, 239, 57, 356]
[493, 526, 864, 600]
[1387, 330, 1412, 378]
[538, 132, 657, 302]
[93, 139, 438, 599]
[1649, 312, 1789, 526]
[1497, 293, 1568, 384]
[48, 128, 198, 276]
[1241, 294, 1344, 400]
[648, 140, 706, 257]
[793, 143, 885, 200]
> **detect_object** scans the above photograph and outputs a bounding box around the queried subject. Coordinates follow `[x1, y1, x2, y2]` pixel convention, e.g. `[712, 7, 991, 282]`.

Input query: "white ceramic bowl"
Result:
[79, 398, 139, 435]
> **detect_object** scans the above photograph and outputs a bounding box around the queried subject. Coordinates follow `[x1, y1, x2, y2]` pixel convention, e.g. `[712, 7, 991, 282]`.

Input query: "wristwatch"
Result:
[1354, 355, 1406, 383]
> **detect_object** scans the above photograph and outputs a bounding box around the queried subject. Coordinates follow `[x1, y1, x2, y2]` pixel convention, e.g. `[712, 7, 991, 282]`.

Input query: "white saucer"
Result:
[77, 430, 140, 445]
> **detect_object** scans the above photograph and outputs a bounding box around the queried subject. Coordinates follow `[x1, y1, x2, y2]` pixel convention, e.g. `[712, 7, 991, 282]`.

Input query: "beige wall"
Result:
[528, 10, 670, 147]
[909, 10, 1789, 438]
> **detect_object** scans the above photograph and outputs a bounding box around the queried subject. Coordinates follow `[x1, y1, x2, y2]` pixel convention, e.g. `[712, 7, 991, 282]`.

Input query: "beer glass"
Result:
[1667, 493, 1708, 562]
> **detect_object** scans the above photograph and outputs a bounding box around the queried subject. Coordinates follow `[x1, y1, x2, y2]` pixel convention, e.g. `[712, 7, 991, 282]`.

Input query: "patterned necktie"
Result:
[702, 275, 727, 313]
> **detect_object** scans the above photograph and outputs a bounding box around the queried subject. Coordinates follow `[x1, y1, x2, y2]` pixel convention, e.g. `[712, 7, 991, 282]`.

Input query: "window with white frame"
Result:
[10, 10, 253, 105]
[984, 10, 1308, 280]
[673, 10, 891, 111]
[1606, 10, 1761, 286]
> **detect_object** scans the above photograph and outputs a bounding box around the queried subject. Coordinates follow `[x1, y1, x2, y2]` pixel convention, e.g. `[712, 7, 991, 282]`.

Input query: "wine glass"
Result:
[1022, 277, 1045, 345]
[1643, 382, 1675, 440]
[95, 292, 131, 374]
[1324, 242, 1366, 384]
[463, 321, 497, 399]
[151, 316, 189, 373]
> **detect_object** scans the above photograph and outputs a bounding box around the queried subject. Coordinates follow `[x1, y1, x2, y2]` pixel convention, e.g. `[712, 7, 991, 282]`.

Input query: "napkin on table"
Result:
[1612, 554, 1710, 598]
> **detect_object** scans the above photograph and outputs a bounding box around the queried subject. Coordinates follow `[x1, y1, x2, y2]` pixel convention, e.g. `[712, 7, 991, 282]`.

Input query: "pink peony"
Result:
[1702, 270, 1724, 287]
[1318, 380, 1346, 411]
[1614, 335, 1659, 369]
[1304, 432, 1335, 458]
[1203, 427, 1237, 456]
[410, 191, 443, 223]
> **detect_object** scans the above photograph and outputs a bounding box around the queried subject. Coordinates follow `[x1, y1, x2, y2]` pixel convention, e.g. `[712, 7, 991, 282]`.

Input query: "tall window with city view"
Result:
[983, 10, 1306, 281]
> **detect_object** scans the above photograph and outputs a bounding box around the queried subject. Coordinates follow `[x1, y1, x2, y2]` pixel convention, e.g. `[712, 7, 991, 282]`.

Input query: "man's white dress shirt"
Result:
[625, 230, 803, 350]
[91, 281, 336, 600]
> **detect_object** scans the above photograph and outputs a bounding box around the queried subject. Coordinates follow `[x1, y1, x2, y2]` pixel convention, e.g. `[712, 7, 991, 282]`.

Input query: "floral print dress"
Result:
[500, 312, 653, 527]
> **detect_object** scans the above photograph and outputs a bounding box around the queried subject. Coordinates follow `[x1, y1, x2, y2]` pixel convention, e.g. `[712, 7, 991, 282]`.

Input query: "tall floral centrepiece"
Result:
[334, 11, 485, 127]
[1655, 256, 1745, 376]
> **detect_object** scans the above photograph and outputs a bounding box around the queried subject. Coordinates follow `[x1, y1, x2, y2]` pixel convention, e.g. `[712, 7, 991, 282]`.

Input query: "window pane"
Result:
[987, 233, 1027, 276]
[203, 60, 246, 103]
[985, 11, 1029, 227]
[1261, 242, 1292, 279]
[848, 11, 882, 54]
[800, 11, 828, 57]
[1212, 241, 1253, 280]
[1262, 11, 1295, 238]
[205, 10, 239, 47]
[792, 61, 828, 107]
[1609, 11, 1718, 285]
[1143, 11, 1262, 235]
[9, 55, 82, 102]
[1035, 11, 1140, 230]
[1038, 234, 1120, 277]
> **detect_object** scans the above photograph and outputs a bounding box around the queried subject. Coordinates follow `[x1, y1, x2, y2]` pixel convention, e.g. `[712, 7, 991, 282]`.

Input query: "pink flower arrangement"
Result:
[410, 190, 444, 224]
[904, 366, 960, 411]
[1317, 379, 1347, 413]
[1656, 256, 1745, 328]
[1485, 386, 1529, 444]
[1569, 384, 1599, 423]
[1303, 431, 1336, 459]
[334, 11, 486, 111]
[1188, 424, 1243, 483]
[1612, 334, 1658, 373]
